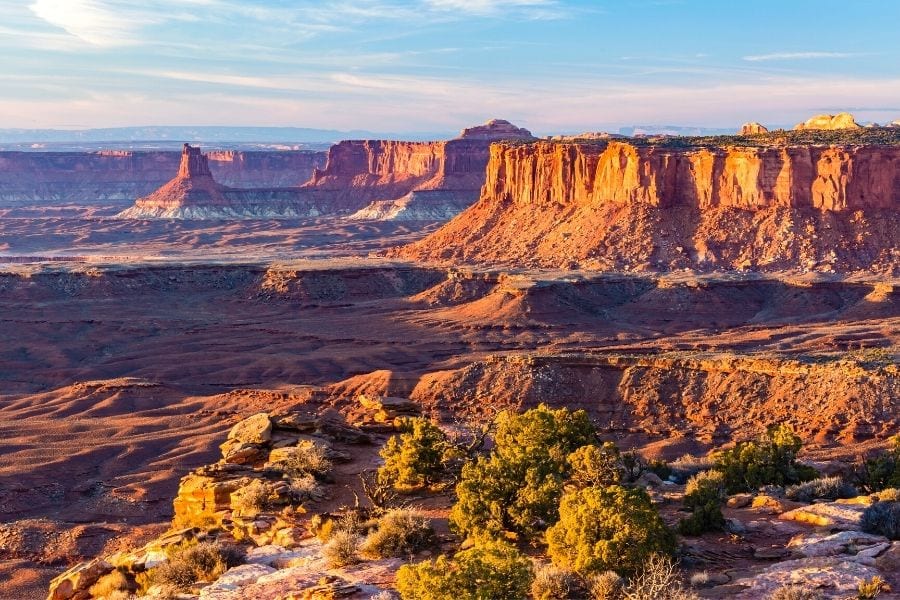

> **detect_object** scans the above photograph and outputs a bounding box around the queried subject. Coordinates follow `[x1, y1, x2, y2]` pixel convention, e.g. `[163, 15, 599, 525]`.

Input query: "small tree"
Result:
[378, 418, 451, 490]
[545, 485, 675, 576]
[678, 471, 726, 535]
[450, 405, 596, 540]
[568, 443, 622, 489]
[713, 424, 817, 493]
[854, 436, 900, 493]
[395, 538, 533, 600]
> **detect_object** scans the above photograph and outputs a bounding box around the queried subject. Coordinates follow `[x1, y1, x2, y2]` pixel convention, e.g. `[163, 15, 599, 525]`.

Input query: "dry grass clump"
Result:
[88, 569, 132, 599]
[151, 541, 244, 590]
[668, 454, 715, 483]
[360, 509, 435, 559]
[323, 528, 362, 568]
[280, 440, 332, 479]
[531, 563, 579, 599]
[861, 501, 900, 540]
[588, 571, 624, 600]
[622, 554, 699, 600]
[769, 585, 824, 600]
[875, 488, 900, 502]
[290, 473, 322, 502]
[785, 476, 858, 502]
[230, 478, 274, 515]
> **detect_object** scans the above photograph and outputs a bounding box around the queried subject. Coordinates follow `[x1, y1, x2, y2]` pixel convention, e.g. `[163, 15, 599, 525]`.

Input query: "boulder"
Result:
[220, 439, 268, 465]
[357, 394, 420, 423]
[794, 112, 861, 131]
[731, 556, 881, 599]
[199, 563, 276, 598]
[751, 495, 803, 514]
[779, 498, 871, 529]
[47, 558, 113, 600]
[727, 493, 753, 508]
[316, 409, 370, 444]
[787, 530, 889, 558]
[227, 413, 273, 445]
[739, 122, 769, 135]
[172, 472, 245, 529]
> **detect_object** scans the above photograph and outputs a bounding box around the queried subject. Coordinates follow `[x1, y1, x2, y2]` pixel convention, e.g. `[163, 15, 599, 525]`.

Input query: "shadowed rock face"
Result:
[0, 148, 325, 206]
[394, 140, 900, 273]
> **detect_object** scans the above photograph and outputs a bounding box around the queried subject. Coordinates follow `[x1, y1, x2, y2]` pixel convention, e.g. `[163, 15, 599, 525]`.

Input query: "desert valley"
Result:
[0, 111, 896, 600]
[2, 3, 900, 598]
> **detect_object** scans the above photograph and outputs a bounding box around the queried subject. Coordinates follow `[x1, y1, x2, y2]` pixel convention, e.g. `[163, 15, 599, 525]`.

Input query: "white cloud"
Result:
[424, 0, 562, 17]
[742, 51, 861, 62]
[29, 0, 159, 46]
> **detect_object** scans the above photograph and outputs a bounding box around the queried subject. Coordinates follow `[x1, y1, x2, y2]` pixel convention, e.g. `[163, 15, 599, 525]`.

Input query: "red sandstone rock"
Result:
[794, 112, 861, 131]
[740, 122, 769, 135]
[393, 140, 900, 272]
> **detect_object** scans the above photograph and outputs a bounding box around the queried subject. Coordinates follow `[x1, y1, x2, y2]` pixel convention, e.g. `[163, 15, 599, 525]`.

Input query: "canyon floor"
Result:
[0, 212, 897, 599]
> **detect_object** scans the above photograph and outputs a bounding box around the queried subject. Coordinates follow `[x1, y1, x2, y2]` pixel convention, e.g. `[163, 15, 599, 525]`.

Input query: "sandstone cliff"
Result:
[303, 119, 534, 220]
[740, 122, 769, 135]
[394, 137, 900, 273]
[0, 148, 324, 207]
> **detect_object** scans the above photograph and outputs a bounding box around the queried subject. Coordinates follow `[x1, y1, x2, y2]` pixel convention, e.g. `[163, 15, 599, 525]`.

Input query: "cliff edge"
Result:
[393, 133, 900, 273]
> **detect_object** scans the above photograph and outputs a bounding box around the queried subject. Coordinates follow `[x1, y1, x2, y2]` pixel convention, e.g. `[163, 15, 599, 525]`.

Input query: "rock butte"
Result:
[740, 122, 769, 135]
[394, 138, 900, 273]
[794, 112, 861, 131]
[118, 119, 534, 220]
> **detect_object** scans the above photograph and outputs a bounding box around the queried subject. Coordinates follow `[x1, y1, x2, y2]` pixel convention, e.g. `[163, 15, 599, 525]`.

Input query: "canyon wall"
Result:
[304, 119, 534, 219]
[0, 149, 325, 206]
[396, 141, 900, 273]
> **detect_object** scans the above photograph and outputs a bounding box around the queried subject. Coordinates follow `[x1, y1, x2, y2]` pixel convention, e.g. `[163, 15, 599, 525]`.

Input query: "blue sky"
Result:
[1, 0, 899, 133]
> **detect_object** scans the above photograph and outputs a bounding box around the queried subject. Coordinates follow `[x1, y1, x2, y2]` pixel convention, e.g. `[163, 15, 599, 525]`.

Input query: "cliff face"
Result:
[395, 140, 900, 273]
[0, 149, 324, 206]
[303, 119, 534, 219]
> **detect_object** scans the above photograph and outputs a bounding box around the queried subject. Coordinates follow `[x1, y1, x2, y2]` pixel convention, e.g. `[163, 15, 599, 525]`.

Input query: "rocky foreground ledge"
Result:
[48, 398, 900, 600]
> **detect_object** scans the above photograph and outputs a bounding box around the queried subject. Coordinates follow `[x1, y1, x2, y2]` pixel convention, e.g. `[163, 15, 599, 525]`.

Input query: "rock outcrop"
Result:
[304, 118, 534, 221]
[119, 120, 533, 220]
[794, 112, 861, 131]
[118, 145, 328, 219]
[394, 138, 900, 273]
[740, 122, 769, 135]
[0, 148, 324, 207]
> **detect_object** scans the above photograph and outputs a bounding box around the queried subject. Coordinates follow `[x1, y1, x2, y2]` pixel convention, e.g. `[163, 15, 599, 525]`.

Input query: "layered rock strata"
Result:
[305, 119, 534, 220]
[0, 148, 323, 206]
[395, 139, 900, 273]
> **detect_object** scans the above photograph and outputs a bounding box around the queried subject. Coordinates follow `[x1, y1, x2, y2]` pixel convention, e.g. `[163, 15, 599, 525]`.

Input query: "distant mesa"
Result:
[457, 118, 535, 141]
[117, 119, 534, 221]
[793, 112, 861, 131]
[740, 122, 769, 135]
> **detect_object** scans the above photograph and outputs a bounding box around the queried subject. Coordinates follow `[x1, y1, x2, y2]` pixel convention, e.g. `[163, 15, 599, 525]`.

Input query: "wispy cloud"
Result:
[742, 51, 862, 62]
[424, 0, 565, 18]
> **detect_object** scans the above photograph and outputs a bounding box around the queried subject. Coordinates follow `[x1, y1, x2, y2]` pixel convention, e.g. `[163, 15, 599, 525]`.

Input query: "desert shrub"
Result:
[451, 405, 596, 540]
[379, 418, 451, 490]
[587, 571, 624, 600]
[545, 486, 675, 577]
[713, 425, 818, 493]
[230, 478, 274, 515]
[668, 454, 716, 484]
[678, 471, 726, 536]
[770, 585, 823, 600]
[531, 563, 579, 600]
[395, 538, 533, 600]
[860, 501, 900, 540]
[646, 459, 672, 481]
[88, 568, 132, 598]
[323, 528, 362, 567]
[785, 476, 858, 503]
[568, 443, 622, 489]
[279, 440, 332, 479]
[858, 576, 886, 599]
[622, 554, 699, 600]
[875, 488, 900, 502]
[855, 436, 900, 493]
[360, 509, 435, 558]
[290, 473, 322, 502]
[371, 593, 398, 600]
[152, 541, 243, 589]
